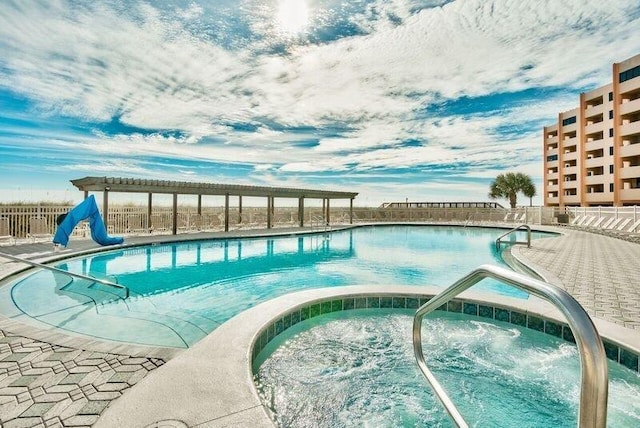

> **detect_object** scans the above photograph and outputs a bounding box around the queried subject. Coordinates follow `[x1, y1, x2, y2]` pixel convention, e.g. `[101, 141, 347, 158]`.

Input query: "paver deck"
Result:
[0, 224, 638, 427]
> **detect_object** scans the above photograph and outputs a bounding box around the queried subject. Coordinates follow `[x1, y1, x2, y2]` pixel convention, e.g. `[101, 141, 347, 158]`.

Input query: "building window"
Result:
[610, 165, 614, 174]
[610, 183, 614, 192]
[609, 128, 614, 138]
[562, 116, 576, 126]
[619, 65, 640, 83]
[609, 92, 613, 102]
[547, 155, 558, 162]
[609, 147, 614, 156]
[609, 110, 614, 120]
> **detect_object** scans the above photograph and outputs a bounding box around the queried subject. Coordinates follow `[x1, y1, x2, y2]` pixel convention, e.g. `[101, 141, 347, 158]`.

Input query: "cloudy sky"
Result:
[1, 0, 640, 206]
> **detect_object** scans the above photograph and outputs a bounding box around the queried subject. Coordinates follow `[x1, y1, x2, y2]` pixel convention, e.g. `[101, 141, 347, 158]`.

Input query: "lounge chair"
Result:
[569, 215, 584, 226]
[615, 218, 632, 231]
[602, 218, 623, 231]
[0, 217, 15, 245]
[580, 216, 597, 227]
[586, 216, 607, 229]
[28, 217, 52, 242]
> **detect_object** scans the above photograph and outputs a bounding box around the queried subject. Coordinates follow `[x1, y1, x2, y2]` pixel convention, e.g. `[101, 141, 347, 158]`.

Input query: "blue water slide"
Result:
[53, 195, 124, 247]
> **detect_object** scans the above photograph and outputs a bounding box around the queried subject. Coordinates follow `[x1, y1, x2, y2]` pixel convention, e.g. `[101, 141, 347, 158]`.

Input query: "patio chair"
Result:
[0, 217, 15, 245]
[28, 217, 52, 242]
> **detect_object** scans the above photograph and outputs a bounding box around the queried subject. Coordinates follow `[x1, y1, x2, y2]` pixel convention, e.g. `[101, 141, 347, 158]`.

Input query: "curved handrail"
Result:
[0, 252, 129, 298]
[495, 223, 531, 249]
[413, 264, 608, 428]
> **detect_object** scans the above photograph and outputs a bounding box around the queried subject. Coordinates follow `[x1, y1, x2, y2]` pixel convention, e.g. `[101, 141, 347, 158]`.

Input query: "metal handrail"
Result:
[495, 223, 531, 249]
[0, 252, 129, 298]
[413, 264, 608, 428]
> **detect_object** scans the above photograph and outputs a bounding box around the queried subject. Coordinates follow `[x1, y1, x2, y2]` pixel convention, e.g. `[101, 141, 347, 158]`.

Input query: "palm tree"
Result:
[522, 181, 537, 207]
[488, 172, 536, 209]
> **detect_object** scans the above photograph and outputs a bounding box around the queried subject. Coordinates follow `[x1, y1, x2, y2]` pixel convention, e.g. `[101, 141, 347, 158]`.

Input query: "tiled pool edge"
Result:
[251, 294, 640, 374]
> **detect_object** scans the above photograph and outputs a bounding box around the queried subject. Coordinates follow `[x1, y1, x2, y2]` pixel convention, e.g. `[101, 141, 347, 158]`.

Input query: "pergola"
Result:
[70, 176, 358, 234]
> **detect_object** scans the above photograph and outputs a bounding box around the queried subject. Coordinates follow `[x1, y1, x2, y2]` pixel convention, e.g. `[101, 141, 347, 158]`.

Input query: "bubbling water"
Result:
[255, 310, 640, 427]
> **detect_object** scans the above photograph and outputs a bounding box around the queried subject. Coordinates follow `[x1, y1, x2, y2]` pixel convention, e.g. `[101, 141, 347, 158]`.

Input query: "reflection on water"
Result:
[8, 226, 552, 347]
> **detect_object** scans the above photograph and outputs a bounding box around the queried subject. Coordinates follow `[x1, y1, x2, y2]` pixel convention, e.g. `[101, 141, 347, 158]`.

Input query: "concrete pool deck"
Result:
[0, 224, 639, 427]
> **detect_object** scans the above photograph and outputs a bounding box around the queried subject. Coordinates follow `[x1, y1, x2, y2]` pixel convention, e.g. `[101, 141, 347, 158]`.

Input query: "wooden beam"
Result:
[103, 189, 109, 229]
[267, 196, 272, 229]
[299, 196, 305, 227]
[350, 198, 353, 224]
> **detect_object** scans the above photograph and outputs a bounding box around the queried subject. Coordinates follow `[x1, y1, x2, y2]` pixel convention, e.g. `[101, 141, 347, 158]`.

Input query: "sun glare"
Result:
[276, 0, 309, 35]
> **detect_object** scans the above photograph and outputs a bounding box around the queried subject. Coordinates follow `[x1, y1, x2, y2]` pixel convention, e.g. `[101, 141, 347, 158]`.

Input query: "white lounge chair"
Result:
[569, 215, 584, 226]
[28, 217, 52, 242]
[615, 218, 632, 231]
[0, 217, 15, 245]
[587, 217, 607, 229]
[580, 216, 597, 227]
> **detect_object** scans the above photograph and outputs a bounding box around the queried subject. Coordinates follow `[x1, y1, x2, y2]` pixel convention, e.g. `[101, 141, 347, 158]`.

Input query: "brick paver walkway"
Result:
[0, 330, 164, 427]
[514, 228, 640, 330]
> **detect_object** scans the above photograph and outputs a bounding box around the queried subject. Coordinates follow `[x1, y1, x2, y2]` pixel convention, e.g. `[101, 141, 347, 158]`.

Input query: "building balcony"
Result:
[585, 138, 607, 151]
[563, 195, 581, 204]
[562, 122, 578, 133]
[620, 121, 640, 137]
[584, 103, 605, 117]
[620, 97, 640, 116]
[620, 78, 640, 95]
[585, 157, 605, 168]
[619, 188, 640, 202]
[546, 196, 559, 205]
[585, 122, 605, 135]
[546, 147, 558, 156]
[562, 136, 578, 147]
[620, 142, 640, 157]
[547, 184, 559, 192]
[546, 172, 559, 180]
[620, 165, 640, 179]
[585, 192, 611, 204]
[585, 174, 607, 185]
[563, 151, 578, 161]
[546, 135, 559, 144]
[562, 179, 578, 189]
[547, 160, 558, 169]
[563, 166, 578, 175]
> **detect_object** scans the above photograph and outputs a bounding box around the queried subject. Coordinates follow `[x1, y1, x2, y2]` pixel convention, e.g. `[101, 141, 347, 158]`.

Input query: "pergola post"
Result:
[267, 196, 272, 229]
[326, 198, 330, 225]
[322, 198, 326, 222]
[350, 198, 354, 224]
[197, 194, 202, 215]
[238, 196, 243, 224]
[83, 190, 88, 200]
[172, 193, 178, 235]
[102, 189, 109, 229]
[147, 193, 153, 232]
[224, 193, 230, 232]
[298, 196, 305, 227]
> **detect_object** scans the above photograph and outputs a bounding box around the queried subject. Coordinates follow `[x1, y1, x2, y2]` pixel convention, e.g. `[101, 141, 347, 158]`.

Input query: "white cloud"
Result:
[0, 0, 639, 204]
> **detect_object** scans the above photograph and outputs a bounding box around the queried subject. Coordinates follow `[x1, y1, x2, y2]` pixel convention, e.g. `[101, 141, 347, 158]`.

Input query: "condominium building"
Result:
[543, 53, 640, 207]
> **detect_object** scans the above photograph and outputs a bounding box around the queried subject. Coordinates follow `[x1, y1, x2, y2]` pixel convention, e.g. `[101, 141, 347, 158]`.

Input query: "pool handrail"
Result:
[0, 252, 129, 298]
[495, 223, 531, 249]
[413, 264, 608, 428]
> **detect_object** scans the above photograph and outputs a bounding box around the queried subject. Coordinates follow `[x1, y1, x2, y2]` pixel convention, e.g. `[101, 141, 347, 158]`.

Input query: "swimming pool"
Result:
[254, 310, 640, 427]
[0, 225, 551, 348]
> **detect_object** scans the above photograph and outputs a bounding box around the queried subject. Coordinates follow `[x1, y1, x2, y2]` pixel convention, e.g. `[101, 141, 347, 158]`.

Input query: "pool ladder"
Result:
[413, 264, 608, 428]
[0, 252, 129, 298]
[495, 224, 531, 250]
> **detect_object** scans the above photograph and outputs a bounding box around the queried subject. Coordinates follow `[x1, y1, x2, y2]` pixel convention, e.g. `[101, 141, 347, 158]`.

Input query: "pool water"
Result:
[2, 226, 550, 347]
[254, 310, 640, 427]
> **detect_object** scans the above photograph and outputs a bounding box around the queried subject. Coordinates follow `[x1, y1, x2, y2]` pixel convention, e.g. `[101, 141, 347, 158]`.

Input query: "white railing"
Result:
[2, 204, 626, 239]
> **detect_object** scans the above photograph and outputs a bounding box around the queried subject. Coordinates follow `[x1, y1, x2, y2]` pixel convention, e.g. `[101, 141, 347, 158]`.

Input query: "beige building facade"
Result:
[544, 53, 640, 207]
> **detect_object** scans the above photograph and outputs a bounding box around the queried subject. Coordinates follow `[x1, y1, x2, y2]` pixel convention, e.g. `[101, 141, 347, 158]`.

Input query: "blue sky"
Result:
[1, 0, 640, 206]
